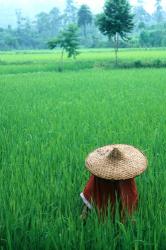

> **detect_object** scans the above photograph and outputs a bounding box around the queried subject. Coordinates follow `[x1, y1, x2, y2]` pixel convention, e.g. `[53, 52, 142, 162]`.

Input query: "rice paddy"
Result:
[0, 49, 166, 249]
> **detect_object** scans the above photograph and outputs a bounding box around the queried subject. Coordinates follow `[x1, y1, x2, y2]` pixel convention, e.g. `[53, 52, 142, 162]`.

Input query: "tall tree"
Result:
[154, 0, 163, 23]
[49, 8, 62, 36]
[48, 24, 80, 70]
[36, 12, 50, 36]
[96, 0, 134, 65]
[64, 0, 77, 25]
[133, 5, 151, 31]
[15, 10, 25, 35]
[78, 5, 93, 37]
[15, 11, 37, 49]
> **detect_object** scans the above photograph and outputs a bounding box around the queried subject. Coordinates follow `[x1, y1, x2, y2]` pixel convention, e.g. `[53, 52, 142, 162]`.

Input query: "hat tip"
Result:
[108, 148, 123, 160]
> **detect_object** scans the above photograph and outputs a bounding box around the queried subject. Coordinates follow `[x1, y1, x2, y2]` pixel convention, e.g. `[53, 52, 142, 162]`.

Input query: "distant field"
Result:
[0, 50, 166, 249]
[0, 48, 166, 74]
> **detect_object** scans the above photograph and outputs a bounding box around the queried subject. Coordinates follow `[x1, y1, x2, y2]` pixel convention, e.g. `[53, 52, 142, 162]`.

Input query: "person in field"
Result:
[80, 144, 147, 222]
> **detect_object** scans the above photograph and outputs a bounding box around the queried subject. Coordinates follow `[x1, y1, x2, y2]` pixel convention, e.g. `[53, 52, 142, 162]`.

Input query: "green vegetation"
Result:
[96, 0, 134, 64]
[48, 24, 80, 71]
[1, 49, 166, 74]
[78, 5, 92, 38]
[0, 49, 166, 249]
[1, 0, 166, 50]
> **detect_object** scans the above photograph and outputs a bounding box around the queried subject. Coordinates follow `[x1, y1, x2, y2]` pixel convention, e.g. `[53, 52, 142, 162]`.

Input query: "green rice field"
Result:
[1, 48, 166, 74]
[0, 49, 166, 249]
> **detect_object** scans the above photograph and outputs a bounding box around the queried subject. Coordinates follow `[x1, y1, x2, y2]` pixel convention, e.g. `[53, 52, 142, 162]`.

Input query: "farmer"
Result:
[80, 144, 147, 222]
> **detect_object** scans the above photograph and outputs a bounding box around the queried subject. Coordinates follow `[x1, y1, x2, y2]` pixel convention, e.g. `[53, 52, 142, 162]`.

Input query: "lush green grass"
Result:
[0, 62, 166, 249]
[0, 48, 166, 74]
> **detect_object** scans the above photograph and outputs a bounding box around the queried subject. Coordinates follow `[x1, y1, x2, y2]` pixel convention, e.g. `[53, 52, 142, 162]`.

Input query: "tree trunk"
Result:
[83, 24, 87, 38]
[114, 33, 119, 66]
[59, 48, 64, 72]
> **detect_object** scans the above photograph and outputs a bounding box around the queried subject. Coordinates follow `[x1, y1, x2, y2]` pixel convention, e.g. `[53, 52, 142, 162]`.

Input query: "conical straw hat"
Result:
[85, 144, 148, 180]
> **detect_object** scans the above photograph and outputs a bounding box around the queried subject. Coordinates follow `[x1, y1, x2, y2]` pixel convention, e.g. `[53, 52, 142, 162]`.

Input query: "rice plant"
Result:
[0, 51, 166, 249]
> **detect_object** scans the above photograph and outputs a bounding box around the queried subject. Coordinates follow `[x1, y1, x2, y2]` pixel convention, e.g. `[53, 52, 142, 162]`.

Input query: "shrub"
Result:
[134, 60, 143, 68]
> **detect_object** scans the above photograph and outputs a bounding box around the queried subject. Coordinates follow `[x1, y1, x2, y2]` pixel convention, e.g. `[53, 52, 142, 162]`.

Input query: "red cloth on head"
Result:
[82, 175, 138, 216]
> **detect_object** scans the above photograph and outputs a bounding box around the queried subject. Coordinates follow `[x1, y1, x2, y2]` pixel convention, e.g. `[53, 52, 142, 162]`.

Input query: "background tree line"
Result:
[0, 0, 166, 50]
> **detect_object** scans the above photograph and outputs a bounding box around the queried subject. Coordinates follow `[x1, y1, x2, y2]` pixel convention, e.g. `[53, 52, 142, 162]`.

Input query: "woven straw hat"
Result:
[85, 144, 148, 180]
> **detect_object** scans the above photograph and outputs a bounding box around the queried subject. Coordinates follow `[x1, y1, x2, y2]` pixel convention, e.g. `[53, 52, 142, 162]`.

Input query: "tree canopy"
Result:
[96, 0, 134, 64]
[48, 24, 79, 59]
[0, 1, 166, 50]
[97, 0, 134, 40]
[78, 5, 93, 37]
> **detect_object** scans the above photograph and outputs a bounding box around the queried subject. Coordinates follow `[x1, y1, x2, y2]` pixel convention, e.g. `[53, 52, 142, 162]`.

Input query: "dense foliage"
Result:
[48, 24, 79, 57]
[78, 5, 92, 37]
[96, 0, 134, 64]
[48, 24, 79, 71]
[0, 0, 166, 50]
